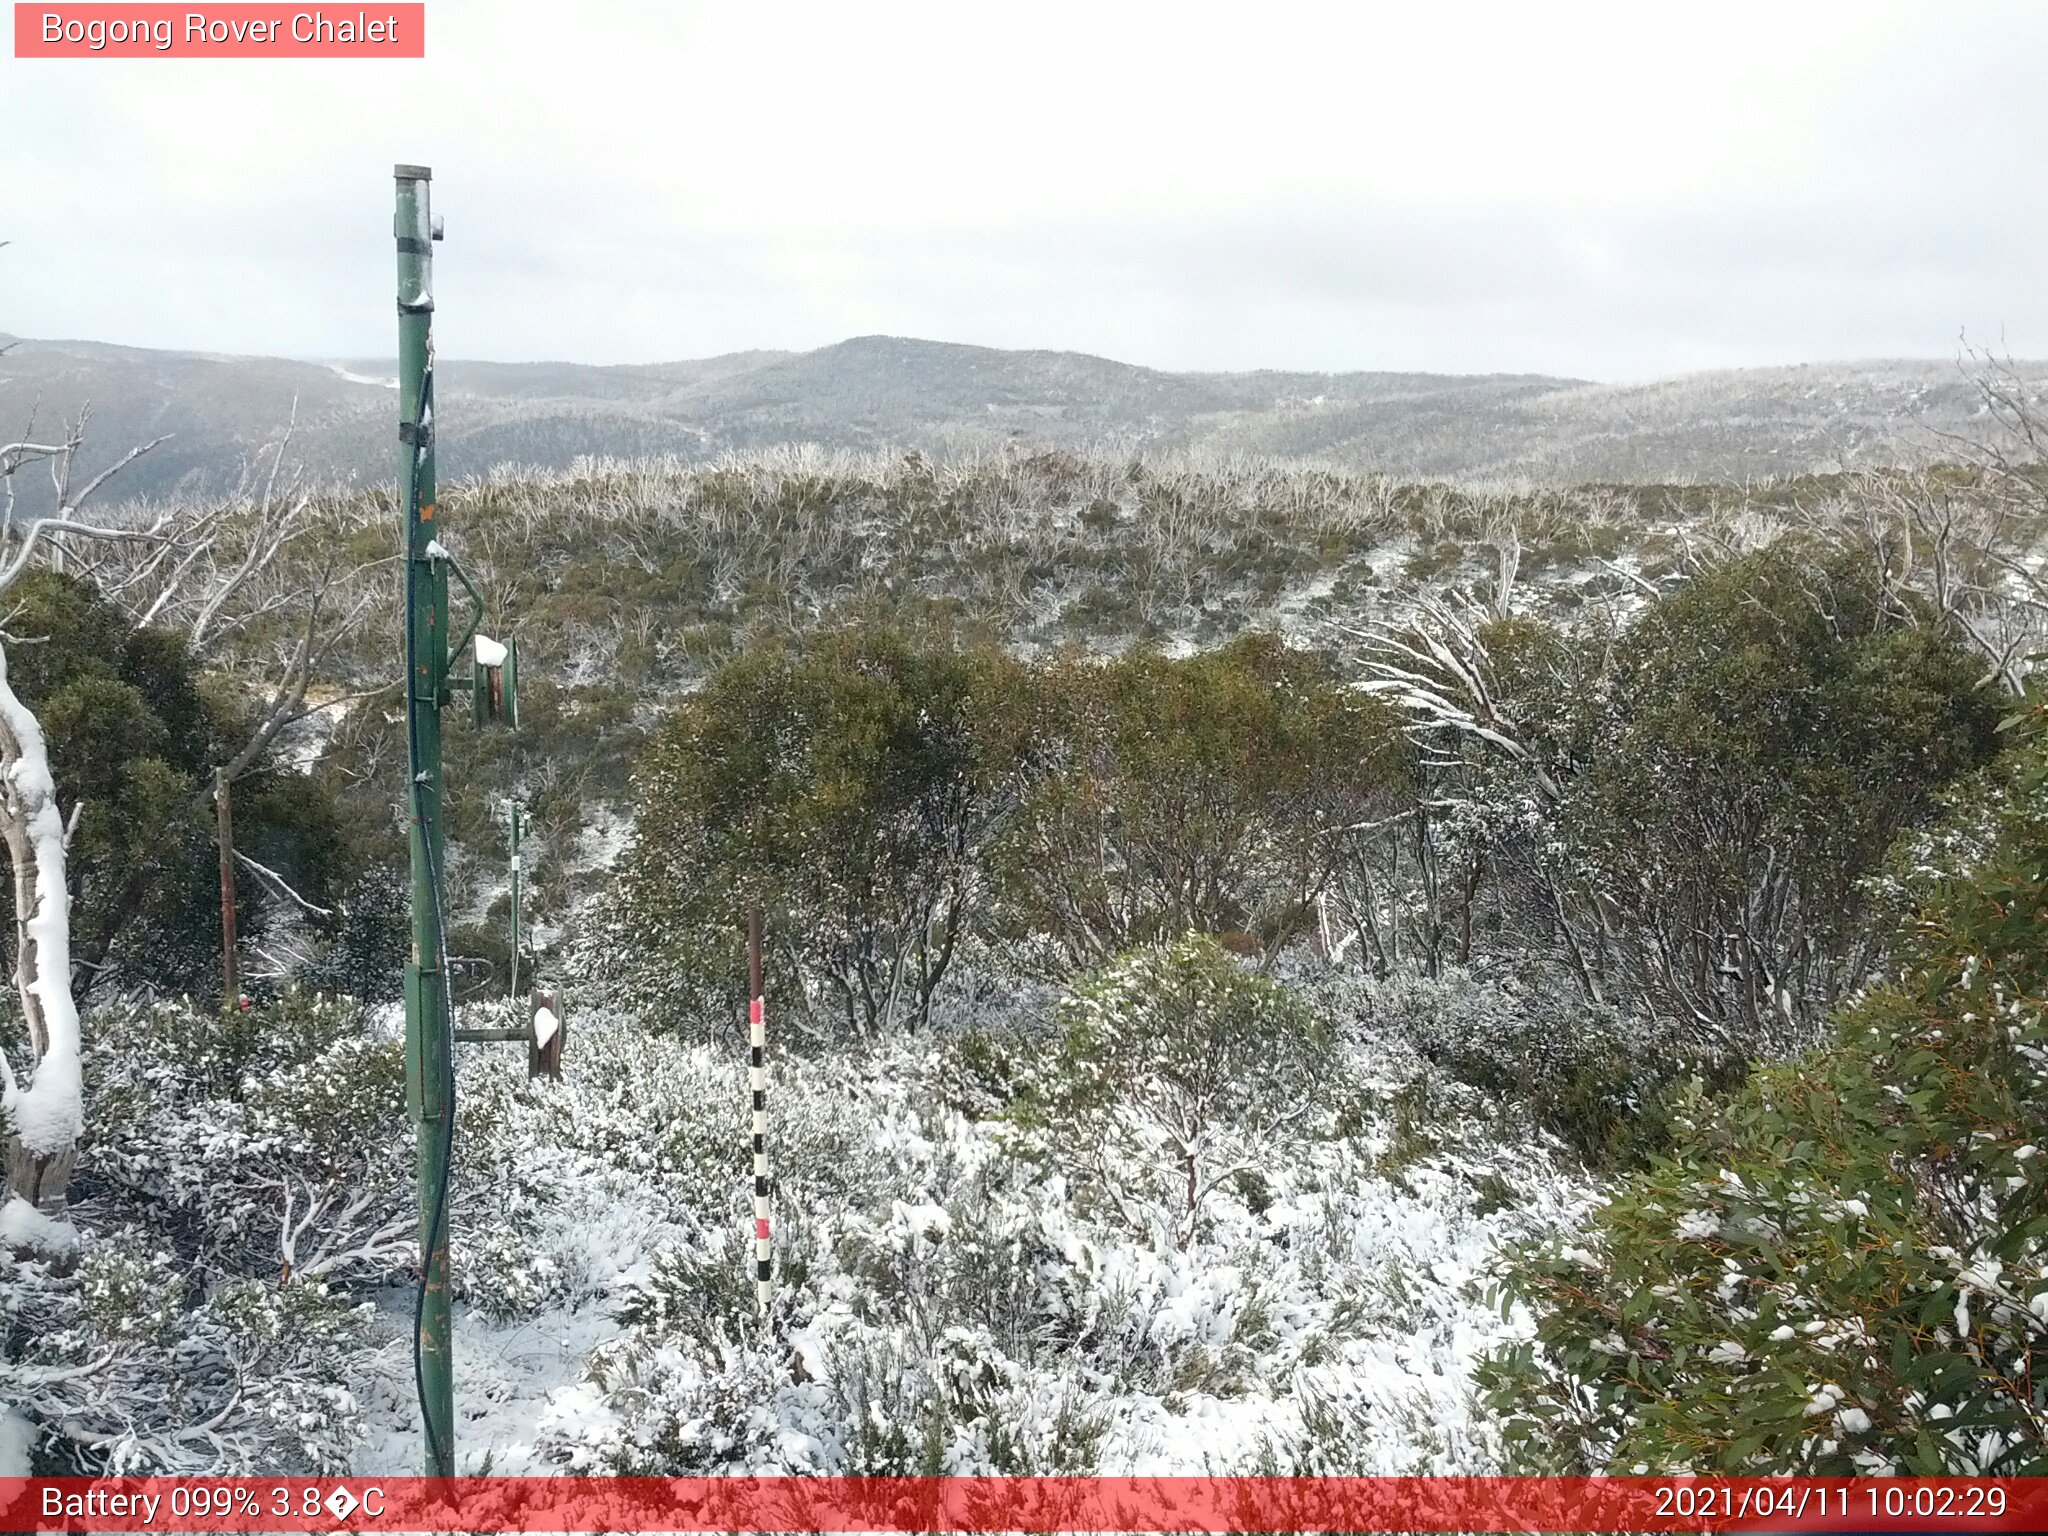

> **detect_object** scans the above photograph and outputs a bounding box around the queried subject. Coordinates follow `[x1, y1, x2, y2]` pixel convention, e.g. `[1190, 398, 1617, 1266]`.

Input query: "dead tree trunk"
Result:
[216, 769, 239, 1012]
[0, 641, 83, 1213]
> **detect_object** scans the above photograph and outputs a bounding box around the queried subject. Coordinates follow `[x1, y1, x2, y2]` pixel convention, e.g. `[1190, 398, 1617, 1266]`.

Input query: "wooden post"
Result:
[507, 800, 522, 998]
[215, 768, 238, 1012]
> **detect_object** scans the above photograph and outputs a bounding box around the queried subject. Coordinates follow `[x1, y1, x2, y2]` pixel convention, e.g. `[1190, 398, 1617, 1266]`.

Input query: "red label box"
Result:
[14, 3, 424, 56]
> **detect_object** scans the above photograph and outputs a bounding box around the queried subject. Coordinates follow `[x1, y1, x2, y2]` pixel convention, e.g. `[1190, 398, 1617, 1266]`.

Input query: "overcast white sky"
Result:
[3, 0, 2042, 380]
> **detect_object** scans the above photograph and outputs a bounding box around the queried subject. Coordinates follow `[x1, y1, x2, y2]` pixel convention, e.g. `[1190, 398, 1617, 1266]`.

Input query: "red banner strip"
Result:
[1, 1476, 2039, 1532]
[13, 4, 424, 58]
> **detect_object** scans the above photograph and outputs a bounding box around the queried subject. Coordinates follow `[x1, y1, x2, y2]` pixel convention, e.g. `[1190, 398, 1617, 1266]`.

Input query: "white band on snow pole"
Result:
[749, 993, 770, 1315]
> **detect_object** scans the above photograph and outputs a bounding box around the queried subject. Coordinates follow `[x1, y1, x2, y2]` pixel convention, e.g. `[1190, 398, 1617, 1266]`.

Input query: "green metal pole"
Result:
[395, 162, 454, 1480]
[508, 800, 522, 998]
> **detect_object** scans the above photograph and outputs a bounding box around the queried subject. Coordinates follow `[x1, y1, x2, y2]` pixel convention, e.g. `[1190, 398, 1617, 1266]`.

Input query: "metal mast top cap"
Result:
[394, 163, 433, 181]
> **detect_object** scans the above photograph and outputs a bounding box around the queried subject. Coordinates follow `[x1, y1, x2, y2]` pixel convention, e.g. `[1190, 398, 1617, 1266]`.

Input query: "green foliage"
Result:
[1026, 936, 1336, 1246]
[0, 570, 377, 998]
[4, 572, 217, 991]
[616, 628, 1401, 1037]
[1480, 698, 2048, 1472]
[614, 624, 1034, 1035]
[441, 675, 645, 902]
[999, 634, 1406, 966]
[1557, 544, 2002, 1046]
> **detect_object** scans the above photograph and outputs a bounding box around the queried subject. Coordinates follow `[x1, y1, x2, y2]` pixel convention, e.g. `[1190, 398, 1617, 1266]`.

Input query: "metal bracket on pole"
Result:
[450, 986, 563, 1080]
[445, 555, 484, 673]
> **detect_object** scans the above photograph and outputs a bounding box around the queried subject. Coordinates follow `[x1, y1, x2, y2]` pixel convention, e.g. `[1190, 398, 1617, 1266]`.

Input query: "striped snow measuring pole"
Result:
[748, 909, 771, 1316]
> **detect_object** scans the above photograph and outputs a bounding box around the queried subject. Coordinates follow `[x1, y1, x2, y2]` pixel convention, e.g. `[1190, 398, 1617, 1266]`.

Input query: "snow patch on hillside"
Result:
[329, 365, 399, 390]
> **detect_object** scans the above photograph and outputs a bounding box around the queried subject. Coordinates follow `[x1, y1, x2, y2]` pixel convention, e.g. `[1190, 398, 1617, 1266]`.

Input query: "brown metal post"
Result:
[215, 769, 238, 1012]
[748, 909, 763, 1002]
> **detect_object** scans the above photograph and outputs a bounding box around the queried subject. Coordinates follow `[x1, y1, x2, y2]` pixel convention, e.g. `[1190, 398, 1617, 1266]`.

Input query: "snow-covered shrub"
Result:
[0, 992, 407, 1473]
[531, 975, 1589, 1480]
[3, 1236, 367, 1472]
[528, 1034, 1104, 1474]
[823, 1326, 1109, 1476]
[1021, 937, 1336, 1248]
[541, 1189, 1113, 1477]
[440, 1007, 716, 1321]
[611, 1236, 763, 1343]
[544, 1323, 798, 1474]
[457, 1216, 581, 1323]
[544, 1292, 1109, 1476]
[1480, 700, 2048, 1472]
[84, 992, 412, 1283]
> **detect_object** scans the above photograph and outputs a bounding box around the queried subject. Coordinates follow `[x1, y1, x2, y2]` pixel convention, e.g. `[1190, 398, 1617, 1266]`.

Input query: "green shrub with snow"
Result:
[3, 1227, 370, 1473]
[1365, 967, 1707, 1168]
[1022, 937, 1337, 1248]
[1480, 699, 2048, 1472]
[2, 992, 413, 1472]
[84, 993, 412, 1285]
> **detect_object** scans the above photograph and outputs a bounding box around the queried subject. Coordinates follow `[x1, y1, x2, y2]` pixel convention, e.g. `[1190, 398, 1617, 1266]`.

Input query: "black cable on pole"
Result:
[403, 361, 458, 1478]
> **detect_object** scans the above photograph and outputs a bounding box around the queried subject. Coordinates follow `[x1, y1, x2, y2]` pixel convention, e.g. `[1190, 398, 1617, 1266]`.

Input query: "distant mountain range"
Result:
[0, 331, 2034, 510]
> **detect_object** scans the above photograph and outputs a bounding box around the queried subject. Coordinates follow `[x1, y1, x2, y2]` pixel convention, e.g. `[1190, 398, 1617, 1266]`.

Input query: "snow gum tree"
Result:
[1, 422, 171, 1219]
[0, 407, 350, 1228]
[0, 628, 83, 1215]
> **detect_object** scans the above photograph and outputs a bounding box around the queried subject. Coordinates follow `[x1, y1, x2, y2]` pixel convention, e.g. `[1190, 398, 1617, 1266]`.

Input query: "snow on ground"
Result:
[572, 805, 634, 873]
[354, 1297, 619, 1475]
[344, 1006, 1592, 1477]
[0, 1408, 36, 1477]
